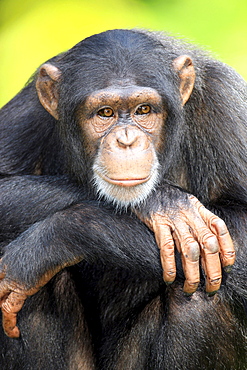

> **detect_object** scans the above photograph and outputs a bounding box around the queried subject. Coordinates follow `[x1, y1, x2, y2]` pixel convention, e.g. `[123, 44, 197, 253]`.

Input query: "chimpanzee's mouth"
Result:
[102, 176, 150, 187]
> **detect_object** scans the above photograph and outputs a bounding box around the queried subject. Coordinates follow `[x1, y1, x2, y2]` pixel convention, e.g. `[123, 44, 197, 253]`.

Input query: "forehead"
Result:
[84, 84, 162, 108]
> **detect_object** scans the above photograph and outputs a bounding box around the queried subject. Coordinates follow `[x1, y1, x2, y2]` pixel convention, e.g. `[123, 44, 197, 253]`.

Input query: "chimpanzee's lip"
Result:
[104, 176, 150, 187]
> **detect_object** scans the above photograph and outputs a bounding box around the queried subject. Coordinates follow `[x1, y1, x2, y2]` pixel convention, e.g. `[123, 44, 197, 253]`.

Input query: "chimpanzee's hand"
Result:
[136, 194, 235, 295]
[0, 276, 36, 338]
[0, 265, 59, 338]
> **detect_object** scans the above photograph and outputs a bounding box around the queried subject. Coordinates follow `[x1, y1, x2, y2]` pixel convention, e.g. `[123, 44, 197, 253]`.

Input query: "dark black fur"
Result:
[0, 29, 247, 369]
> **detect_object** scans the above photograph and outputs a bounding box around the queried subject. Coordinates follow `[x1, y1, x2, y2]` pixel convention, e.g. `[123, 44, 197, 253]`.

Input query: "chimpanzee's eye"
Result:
[135, 105, 151, 115]
[98, 108, 114, 117]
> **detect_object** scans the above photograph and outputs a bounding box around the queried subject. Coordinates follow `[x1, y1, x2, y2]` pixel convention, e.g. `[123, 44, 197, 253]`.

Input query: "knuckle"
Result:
[164, 269, 176, 283]
[2, 300, 13, 314]
[211, 218, 228, 236]
[187, 243, 200, 261]
[186, 281, 200, 287]
[160, 239, 174, 251]
[183, 236, 197, 247]
[188, 194, 199, 205]
[225, 250, 236, 259]
[222, 250, 236, 266]
[208, 277, 221, 286]
[202, 235, 219, 253]
[161, 248, 174, 260]
[188, 195, 204, 211]
[166, 270, 176, 278]
[183, 281, 199, 294]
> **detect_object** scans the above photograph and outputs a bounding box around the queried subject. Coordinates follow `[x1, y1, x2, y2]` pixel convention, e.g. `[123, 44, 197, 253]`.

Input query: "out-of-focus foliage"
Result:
[0, 0, 246, 107]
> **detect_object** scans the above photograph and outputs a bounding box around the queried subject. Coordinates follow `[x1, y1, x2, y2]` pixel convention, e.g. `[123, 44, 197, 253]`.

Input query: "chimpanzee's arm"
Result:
[0, 177, 235, 288]
[0, 175, 235, 338]
[0, 176, 159, 275]
[1, 175, 231, 293]
[0, 187, 162, 338]
[0, 175, 162, 338]
[1, 175, 160, 284]
[0, 87, 236, 299]
[0, 175, 84, 241]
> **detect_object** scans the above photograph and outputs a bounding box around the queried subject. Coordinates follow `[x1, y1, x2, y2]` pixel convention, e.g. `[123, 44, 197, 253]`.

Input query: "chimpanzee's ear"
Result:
[36, 63, 62, 120]
[172, 55, 195, 106]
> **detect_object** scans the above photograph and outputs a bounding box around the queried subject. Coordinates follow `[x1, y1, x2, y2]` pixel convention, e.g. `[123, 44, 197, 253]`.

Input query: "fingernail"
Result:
[183, 291, 193, 297]
[207, 290, 217, 297]
[224, 265, 232, 273]
[165, 281, 173, 286]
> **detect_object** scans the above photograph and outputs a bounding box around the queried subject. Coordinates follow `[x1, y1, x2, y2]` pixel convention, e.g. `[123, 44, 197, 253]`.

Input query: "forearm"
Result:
[0, 175, 85, 239]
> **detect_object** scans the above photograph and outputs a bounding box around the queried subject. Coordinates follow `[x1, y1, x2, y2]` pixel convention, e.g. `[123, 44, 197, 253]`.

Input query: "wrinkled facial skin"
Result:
[78, 85, 165, 208]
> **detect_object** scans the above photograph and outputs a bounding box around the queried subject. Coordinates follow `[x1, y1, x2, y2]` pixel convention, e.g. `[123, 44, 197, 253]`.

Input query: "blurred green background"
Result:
[1, 0, 246, 108]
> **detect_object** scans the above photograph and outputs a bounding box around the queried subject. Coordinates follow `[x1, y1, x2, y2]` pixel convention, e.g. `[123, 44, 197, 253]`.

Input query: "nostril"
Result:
[117, 129, 138, 148]
[117, 135, 137, 148]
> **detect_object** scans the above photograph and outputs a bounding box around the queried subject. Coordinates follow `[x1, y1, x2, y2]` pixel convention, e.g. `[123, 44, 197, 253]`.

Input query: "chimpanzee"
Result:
[0, 29, 246, 369]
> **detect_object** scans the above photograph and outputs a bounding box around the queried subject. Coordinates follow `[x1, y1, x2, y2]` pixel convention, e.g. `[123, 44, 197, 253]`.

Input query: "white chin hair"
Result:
[92, 162, 160, 209]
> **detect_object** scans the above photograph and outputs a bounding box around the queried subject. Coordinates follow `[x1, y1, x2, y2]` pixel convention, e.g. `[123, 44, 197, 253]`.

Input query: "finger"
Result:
[181, 247, 200, 294]
[1, 309, 20, 338]
[0, 283, 11, 306]
[186, 213, 222, 294]
[199, 234, 222, 294]
[1, 292, 27, 338]
[173, 226, 200, 294]
[181, 243, 200, 295]
[189, 196, 236, 268]
[153, 221, 176, 284]
[0, 292, 10, 307]
[209, 218, 235, 268]
[182, 257, 200, 295]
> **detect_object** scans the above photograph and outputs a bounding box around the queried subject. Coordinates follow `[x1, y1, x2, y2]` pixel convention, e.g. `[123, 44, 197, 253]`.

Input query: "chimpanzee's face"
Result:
[36, 47, 195, 208]
[77, 83, 165, 207]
